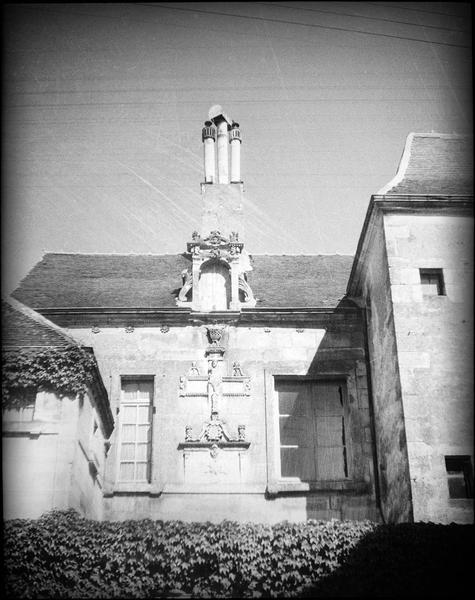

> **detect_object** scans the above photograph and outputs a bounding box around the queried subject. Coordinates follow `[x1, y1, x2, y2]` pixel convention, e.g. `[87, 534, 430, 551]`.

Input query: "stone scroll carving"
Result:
[177, 269, 193, 302]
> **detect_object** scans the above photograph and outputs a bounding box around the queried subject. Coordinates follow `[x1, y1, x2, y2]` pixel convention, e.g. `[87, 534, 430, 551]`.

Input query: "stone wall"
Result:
[67, 313, 380, 523]
[384, 212, 473, 523]
[3, 390, 107, 520]
[69, 390, 108, 520]
[358, 211, 413, 523]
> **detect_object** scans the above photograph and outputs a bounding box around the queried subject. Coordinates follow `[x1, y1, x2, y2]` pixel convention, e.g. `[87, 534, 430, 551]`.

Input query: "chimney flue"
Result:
[208, 106, 233, 184]
[229, 122, 242, 183]
[215, 119, 229, 184]
[202, 121, 216, 183]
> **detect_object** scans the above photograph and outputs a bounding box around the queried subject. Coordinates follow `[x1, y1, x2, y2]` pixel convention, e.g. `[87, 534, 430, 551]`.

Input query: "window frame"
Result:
[274, 376, 350, 483]
[116, 376, 155, 484]
[264, 367, 362, 495]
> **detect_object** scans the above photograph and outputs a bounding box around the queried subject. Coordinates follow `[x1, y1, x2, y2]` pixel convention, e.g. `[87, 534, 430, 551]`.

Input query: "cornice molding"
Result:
[36, 305, 361, 328]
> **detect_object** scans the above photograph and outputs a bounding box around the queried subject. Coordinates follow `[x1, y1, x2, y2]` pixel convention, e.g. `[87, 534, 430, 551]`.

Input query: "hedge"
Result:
[3, 510, 473, 598]
[3, 510, 375, 598]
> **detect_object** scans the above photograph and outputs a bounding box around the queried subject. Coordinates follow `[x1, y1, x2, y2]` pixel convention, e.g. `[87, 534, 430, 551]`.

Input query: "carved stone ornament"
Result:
[91, 326, 100, 334]
[177, 268, 193, 302]
[160, 325, 170, 333]
[188, 362, 200, 376]
[198, 412, 232, 443]
[238, 273, 255, 303]
[179, 376, 186, 392]
[210, 443, 219, 459]
[206, 324, 225, 346]
[207, 230, 227, 247]
[232, 362, 244, 377]
[125, 325, 134, 333]
[237, 424, 246, 441]
[185, 425, 194, 441]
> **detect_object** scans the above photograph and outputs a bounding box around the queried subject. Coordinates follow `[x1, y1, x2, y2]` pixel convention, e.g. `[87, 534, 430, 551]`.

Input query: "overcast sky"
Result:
[2, 2, 472, 294]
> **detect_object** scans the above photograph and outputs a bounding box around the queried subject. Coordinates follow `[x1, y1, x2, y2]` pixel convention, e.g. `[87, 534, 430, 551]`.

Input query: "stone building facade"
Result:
[3, 112, 473, 524]
[348, 133, 473, 524]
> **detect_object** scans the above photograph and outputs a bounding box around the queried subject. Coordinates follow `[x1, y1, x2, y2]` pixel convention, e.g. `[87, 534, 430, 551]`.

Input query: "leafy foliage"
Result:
[3, 510, 375, 598]
[4, 511, 472, 598]
[2, 346, 98, 408]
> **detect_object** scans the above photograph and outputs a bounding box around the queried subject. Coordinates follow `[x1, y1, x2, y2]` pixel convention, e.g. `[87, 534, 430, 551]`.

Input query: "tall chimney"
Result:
[202, 121, 216, 183]
[215, 118, 229, 184]
[229, 122, 242, 183]
[208, 106, 232, 184]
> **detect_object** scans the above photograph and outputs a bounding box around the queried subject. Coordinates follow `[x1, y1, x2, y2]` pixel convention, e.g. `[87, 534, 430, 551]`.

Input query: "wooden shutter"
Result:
[278, 380, 316, 480]
[314, 383, 347, 480]
[276, 380, 347, 481]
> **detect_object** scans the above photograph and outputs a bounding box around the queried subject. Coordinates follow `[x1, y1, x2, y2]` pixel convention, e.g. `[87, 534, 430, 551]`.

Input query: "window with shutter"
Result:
[118, 379, 154, 483]
[276, 379, 348, 481]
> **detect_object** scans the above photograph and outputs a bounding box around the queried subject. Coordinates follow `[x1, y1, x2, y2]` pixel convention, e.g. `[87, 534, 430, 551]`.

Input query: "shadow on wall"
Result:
[301, 522, 474, 598]
[302, 297, 381, 522]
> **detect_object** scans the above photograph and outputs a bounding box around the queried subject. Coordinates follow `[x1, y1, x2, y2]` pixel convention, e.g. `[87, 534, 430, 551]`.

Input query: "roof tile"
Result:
[12, 253, 354, 310]
[382, 134, 473, 195]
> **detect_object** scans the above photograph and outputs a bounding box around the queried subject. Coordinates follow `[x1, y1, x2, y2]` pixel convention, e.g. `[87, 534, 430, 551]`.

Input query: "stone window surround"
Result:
[115, 376, 154, 484]
[264, 366, 366, 496]
[106, 371, 159, 496]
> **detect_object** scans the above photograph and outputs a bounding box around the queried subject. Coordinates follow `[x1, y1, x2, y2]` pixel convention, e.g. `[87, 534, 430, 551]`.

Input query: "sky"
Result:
[2, 2, 472, 294]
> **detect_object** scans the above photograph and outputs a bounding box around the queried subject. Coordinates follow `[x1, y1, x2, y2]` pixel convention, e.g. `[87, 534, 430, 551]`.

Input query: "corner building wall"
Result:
[384, 212, 473, 523]
[358, 211, 413, 523]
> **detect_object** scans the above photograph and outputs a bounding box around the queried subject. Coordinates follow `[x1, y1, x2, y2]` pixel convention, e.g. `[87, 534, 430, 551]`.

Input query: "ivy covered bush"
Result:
[4, 510, 472, 598]
[2, 346, 98, 408]
[4, 510, 376, 598]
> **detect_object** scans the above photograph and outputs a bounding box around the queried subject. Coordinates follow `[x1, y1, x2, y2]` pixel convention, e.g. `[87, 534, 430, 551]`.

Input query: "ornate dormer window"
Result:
[176, 230, 256, 312]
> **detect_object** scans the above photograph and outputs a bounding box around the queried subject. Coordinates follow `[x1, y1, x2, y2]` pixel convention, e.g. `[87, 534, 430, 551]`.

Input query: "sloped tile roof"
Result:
[378, 133, 473, 195]
[248, 254, 353, 307]
[2, 298, 75, 347]
[12, 252, 354, 310]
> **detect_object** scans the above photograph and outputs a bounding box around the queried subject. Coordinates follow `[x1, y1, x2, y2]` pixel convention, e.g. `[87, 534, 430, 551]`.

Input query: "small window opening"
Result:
[445, 455, 473, 498]
[420, 269, 445, 296]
